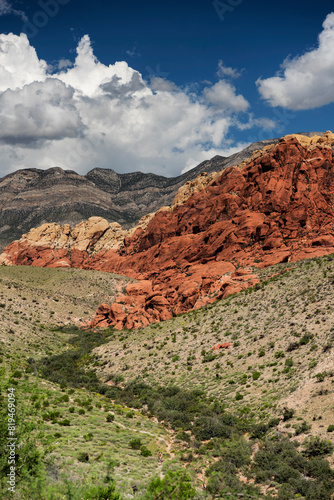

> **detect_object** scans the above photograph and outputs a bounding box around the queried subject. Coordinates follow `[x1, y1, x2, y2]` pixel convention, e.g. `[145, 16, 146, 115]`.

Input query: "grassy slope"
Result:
[0, 267, 182, 499]
[94, 256, 334, 440]
[0, 258, 334, 498]
[0, 266, 133, 358]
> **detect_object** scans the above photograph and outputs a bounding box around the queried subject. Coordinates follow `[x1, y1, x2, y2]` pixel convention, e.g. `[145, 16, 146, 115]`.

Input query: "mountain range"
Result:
[0, 139, 278, 252]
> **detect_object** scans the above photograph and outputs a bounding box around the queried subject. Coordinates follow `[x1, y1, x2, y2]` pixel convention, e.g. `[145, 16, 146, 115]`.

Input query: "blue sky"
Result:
[0, 0, 333, 177]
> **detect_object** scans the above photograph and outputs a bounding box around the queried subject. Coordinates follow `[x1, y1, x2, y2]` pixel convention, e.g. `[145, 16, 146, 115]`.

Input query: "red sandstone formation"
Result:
[213, 343, 232, 350]
[2, 132, 334, 329]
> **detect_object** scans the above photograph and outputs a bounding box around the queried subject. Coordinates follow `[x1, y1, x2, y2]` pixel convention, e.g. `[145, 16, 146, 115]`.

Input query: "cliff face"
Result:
[2, 132, 334, 329]
[0, 138, 277, 252]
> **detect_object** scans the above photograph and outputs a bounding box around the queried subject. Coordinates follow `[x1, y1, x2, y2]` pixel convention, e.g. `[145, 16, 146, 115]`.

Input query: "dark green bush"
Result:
[175, 431, 191, 443]
[278, 483, 295, 500]
[193, 416, 231, 441]
[129, 438, 142, 450]
[140, 446, 152, 457]
[282, 407, 295, 421]
[251, 422, 268, 439]
[294, 420, 311, 435]
[300, 333, 314, 345]
[78, 452, 89, 462]
[82, 481, 121, 499]
[252, 437, 334, 499]
[145, 470, 196, 499]
[268, 417, 280, 428]
[287, 341, 299, 352]
[58, 419, 70, 426]
[303, 436, 334, 458]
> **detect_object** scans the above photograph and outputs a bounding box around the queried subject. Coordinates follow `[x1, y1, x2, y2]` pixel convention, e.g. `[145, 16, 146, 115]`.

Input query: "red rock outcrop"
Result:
[213, 343, 232, 350]
[2, 132, 334, 329]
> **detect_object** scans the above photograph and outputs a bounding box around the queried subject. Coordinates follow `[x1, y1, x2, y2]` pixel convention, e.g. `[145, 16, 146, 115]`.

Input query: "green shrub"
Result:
[282, 408, 295, 421]
[176, 431, 191, 443]
[145, 470, 196, 499]
[278, 483, 295, 500]
[327, 425, 334, 432]
[129, 438, 142, 450]
[294, 420, 311, 435]
[58, 419, 71, 426]
[268, 417, 280, 428]
[193, 416, 233, 441]
[303, 436, 334, 458]
[300, 333, 314, 345]
[251, 423, 268, 439]
[82, 482, 121, 499]
[315, 372, 327, 382]
[287, 341, 299, 352]
[84, 433, 94, 441]
[220, 439, 251, 468]
[202, 354, 216, 363]
[140, 446, 152, 457]
[78, 452, 89, 462]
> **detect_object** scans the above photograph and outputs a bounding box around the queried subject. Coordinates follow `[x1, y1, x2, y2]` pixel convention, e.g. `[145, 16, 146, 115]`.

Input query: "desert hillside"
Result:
[3, 132, 334, 331]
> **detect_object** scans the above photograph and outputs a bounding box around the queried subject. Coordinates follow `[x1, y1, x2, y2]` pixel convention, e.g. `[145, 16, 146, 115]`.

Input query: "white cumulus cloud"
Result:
[0, 33, 271, 177]
[203, 80, 249, 112]
[257, 12, 334, 110]
[56, 34, 145, 98]
[0, 33, 47, 91]
[217, 60, 243, 79]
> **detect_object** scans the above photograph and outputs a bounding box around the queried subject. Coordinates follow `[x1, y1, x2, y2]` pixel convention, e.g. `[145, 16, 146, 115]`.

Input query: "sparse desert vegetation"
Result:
[0, 255, 334, 498]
